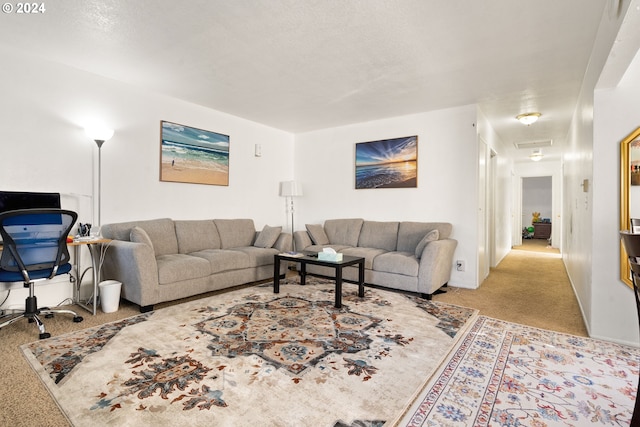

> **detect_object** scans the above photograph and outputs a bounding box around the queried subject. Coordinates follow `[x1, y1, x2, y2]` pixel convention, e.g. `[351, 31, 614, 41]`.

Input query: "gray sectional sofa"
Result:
[293, 218, 457, 299]
[100, 218, 291, 312]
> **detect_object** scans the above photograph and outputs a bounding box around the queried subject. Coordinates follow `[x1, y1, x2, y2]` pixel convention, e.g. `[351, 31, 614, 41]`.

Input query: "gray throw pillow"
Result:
[130, 226, 155, 251]
[415, 229, 439, 258]
[254, 225, 282, 248]
[306, 224, 329, 245]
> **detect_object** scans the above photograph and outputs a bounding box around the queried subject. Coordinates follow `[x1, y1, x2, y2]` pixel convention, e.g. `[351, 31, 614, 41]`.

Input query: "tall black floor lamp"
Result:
[85, 125, 114, 228]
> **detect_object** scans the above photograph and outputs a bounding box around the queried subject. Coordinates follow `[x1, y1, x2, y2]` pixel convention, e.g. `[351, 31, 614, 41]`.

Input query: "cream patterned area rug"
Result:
[21, 277, 477, 427]
[400, 316, 640, 426]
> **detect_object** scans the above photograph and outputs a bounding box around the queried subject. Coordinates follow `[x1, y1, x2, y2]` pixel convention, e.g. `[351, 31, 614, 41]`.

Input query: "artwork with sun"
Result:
[355, 136, 417, 189]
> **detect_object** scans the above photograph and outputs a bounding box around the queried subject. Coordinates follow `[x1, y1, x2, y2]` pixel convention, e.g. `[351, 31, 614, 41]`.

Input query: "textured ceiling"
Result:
[0, 0, 619, 161]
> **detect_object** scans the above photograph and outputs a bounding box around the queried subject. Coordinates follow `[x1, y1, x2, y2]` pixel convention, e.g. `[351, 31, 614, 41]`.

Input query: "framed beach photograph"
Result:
[160, 121, 230, 186]
[355, 136, 418, 189]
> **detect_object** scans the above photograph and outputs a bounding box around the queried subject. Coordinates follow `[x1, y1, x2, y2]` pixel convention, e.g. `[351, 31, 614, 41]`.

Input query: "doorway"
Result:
[478, 138, 497, 285]
[521, 176, 553, 245]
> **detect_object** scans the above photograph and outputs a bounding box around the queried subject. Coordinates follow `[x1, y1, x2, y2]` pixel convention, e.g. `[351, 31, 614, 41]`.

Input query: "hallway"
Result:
[435, 239, 588, 336]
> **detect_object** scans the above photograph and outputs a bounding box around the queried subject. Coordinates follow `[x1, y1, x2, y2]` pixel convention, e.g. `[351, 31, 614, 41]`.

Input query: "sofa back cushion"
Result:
[324, 218, 364, 247]
[415, 229, 439, 258]
[101, 218, 179, 256]
[358, 221, 399, 251]
[130, 226, 154, 250]
[175, 220, 221, 253]
[214, 219, 256, 248]
[397, 222, 452, 253]
[254, 225, 282, 248]
[306, 224, 330, 245]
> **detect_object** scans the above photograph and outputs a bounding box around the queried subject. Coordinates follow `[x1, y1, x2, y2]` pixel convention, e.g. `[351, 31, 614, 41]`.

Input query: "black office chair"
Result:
[0, 209, 83, 339]
[619, 230, 640, 425]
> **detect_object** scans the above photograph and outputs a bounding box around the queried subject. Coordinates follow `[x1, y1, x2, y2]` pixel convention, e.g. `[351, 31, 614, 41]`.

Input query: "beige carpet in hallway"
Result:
[435, 239, 588, 337]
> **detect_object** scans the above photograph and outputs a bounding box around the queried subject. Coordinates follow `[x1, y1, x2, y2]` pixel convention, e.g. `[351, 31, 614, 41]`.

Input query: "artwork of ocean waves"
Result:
[356, 161, 417, 188]
[355, 135, 417, 189]
[162, 141, 229, 167]
[160, 121, 229, 173]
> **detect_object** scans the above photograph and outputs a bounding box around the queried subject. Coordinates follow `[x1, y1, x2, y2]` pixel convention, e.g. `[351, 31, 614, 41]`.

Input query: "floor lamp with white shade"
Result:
[279, 180, 303, 249]
[84, 125, 114, 228]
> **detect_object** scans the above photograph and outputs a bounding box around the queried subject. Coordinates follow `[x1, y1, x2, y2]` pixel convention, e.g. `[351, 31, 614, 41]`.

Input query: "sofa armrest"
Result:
[273, 232, 293, 252]
[101, 240, 159, 308]
[293, 230, 313, 251]
[417, 238, 458, 295]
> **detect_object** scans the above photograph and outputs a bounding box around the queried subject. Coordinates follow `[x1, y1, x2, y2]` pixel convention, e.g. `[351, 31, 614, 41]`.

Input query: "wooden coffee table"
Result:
[273, 251, 365, 308]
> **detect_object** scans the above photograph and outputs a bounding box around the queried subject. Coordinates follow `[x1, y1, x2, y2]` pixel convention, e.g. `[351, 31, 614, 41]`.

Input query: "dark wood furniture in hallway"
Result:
[533, 222, 551, 239]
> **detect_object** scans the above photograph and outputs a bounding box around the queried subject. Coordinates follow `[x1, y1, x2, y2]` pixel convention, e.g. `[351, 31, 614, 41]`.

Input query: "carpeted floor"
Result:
[0, 241, 590, 426]
[435, 240, 588, 337]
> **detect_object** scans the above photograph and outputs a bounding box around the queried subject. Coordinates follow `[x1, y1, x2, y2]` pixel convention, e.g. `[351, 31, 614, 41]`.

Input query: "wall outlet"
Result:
[456, 260, 465, 271]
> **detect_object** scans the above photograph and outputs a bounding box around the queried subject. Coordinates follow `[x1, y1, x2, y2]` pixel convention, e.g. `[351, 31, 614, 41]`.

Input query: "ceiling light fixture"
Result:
[529, 149, 544, 162]
[516, 112, 541, 126]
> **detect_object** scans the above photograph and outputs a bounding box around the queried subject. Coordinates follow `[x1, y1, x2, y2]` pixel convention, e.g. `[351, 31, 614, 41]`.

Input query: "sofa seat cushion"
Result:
[156, 254, 212, 285]
[190, 249, 252, 274]
[340, 247, 387, 270]
[231, 247, 280, 267]
[373, 251, 419, 277]
[305, 244, 352, 253]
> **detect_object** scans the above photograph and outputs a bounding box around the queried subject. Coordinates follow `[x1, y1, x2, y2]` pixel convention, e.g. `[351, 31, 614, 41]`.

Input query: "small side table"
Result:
[68, 238, 111, 315]
[533, 223, 551, 239]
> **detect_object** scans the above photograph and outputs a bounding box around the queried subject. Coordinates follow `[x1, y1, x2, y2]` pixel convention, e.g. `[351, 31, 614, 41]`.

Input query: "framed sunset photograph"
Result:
[160, 121, 230, 186]
[355, 136, 418, 189]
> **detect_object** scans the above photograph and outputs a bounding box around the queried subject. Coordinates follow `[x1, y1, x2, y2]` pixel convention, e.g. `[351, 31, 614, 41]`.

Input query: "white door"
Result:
[478, 138, 489, 283]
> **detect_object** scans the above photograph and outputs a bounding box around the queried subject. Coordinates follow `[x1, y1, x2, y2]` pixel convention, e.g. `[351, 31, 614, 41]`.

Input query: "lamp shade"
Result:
[279, 181, 303, 197]
[84, 125, 114, 143]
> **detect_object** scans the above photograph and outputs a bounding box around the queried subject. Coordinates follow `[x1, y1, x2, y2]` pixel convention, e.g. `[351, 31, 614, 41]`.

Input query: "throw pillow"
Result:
[415, 229, 439, 258]
[254, 225, 282, 248]
[130, 226, 155, 251]
[306, 224, 329, 245]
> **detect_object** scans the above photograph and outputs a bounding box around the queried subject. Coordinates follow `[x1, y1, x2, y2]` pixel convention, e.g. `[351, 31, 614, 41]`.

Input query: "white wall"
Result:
[592, 47, 640, 345]
[0, 47, 295, 226]
[564, 1, 638, 345]
[0, 47, 295, 307]
[476, 107, 513, 269]
[294, 105, 479, 289]
[522, 177, 552, 225]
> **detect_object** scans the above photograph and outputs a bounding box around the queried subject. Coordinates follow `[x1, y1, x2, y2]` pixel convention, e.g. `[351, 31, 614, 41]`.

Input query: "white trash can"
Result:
[98, 280, 122, 313]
